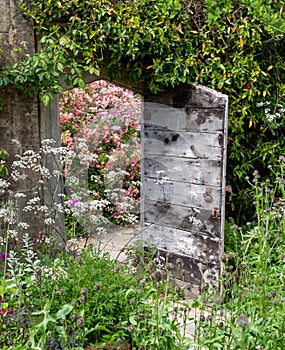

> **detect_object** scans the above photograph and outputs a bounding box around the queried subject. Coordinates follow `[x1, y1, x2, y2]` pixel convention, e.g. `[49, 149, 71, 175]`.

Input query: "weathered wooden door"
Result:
[141, 84, 228, 295]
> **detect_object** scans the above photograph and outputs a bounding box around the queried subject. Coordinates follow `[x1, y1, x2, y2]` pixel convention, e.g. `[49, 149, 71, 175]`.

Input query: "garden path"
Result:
[72, 224, 140, 262]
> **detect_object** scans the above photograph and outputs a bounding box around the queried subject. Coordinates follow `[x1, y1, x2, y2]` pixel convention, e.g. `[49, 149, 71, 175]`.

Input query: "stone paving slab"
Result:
[71, 224, 140, 261]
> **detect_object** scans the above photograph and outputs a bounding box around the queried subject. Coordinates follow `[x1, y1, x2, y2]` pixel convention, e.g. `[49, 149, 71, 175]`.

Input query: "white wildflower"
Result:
[54, 203, 64, 213]
[18, 222, 30, 229]
[53, 169, 62, 176]
[44, 218, 55, 225]
[11, 170, 27, 181]
[38, 205, 49, 213]
[0, 179, 10, 189]
[7, 229, 18, 239]
[155, 176, 170, 185]
[11, 139, 21, 147]
[14, 192, 27, 198]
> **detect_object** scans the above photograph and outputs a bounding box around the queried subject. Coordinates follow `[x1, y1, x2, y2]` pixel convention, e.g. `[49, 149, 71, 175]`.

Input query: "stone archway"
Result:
[0, 1, 228, 291]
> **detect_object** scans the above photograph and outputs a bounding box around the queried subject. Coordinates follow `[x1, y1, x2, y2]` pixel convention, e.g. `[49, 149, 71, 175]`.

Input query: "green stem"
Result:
[1, 221, 10, 300]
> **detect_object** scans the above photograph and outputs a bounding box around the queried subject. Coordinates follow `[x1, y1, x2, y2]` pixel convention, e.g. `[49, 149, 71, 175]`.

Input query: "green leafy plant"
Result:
[194, 161, 285, 349]
[0, 236, 192, 349]
[0, 148, 8, 178]
[0, 141, 190, 349]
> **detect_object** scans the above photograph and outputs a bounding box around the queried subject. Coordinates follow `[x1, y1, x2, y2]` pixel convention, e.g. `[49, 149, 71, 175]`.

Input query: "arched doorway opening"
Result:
[59, 80, 142, 239]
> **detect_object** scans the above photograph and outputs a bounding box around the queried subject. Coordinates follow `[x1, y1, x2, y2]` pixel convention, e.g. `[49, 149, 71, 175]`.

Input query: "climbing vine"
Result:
[0, 0, 284, 223]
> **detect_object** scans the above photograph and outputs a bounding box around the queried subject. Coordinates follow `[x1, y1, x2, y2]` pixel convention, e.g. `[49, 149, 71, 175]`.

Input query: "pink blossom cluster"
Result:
[60, 80, 141, 224]
[0, 295, 12, 316]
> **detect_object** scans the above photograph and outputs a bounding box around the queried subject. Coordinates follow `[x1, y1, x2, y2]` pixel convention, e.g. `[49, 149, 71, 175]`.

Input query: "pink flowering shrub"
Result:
[60, 80, 141, 231]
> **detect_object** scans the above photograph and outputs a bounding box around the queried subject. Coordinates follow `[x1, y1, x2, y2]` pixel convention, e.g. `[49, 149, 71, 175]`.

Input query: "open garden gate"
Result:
[0, 1, 228, 291]
[141, 86, 228, 294]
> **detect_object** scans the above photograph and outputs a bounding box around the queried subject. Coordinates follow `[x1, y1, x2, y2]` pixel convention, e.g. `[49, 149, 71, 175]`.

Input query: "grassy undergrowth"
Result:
[1, 142, 285, 349]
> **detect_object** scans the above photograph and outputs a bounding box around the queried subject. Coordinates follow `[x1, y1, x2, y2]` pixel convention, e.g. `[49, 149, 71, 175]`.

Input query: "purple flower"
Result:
[111, 125, 122, 131]
[0, 252, 9, 261]
[0, 308, 13, 315]
[68, 198, 81, 208]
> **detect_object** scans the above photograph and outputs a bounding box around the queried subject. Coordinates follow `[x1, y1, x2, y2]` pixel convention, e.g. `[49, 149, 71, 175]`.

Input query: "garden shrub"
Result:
[60, 80, 141, 236]
[0, 141, 191, 350]
[196, 160, 285, 349]
[1, 237, 189, 349]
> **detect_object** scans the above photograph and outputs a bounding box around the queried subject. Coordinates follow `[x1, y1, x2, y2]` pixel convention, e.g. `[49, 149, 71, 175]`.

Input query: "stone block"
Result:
[0, 0, 10, 33]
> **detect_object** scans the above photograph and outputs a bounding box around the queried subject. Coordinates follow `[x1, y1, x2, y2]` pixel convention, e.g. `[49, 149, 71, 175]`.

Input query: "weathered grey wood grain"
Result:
[144, 156, 222, 187]
[143, 102, 225, 132]
[141, 223, 220, 265]
[144, 83, 228, 109]
[143, 130, 223, 160]
[142, 178, 221, 210]
[143, 199, 221, 238]
[141, 84, 228, 289]
[151, 249, 220, 287]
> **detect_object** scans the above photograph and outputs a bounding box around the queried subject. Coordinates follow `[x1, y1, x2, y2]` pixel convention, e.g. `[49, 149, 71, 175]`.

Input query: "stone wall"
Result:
[0, 1, 63, 240]
[0, 0, 38, 156]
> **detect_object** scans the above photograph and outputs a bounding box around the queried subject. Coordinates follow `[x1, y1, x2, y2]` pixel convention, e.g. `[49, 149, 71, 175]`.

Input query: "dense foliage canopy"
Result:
[0, 0, 284, 223]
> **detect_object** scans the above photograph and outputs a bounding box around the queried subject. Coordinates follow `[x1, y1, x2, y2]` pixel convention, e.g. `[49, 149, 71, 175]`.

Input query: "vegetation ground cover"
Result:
[0, 139, 285, 349]
[0, 0, 285, 348]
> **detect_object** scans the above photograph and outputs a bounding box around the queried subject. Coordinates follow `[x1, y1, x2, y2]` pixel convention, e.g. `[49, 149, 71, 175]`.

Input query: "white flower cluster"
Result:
[79, 152, 97, 165]
[70, 200, 110, 220]
[257, 101, 285, 123]
[14, 192, 27, 198]
[154, 170, 171, 185]
[66, 175, 80, 186]
[88, 214, 109, 227]
[106, 170, 129, 182]
[53, 203, 64, 213]
[89, 199, 110, 211]
[188, 208, 202, 228]
[12, 152, 52, 181]
[6, 229, 18, 239]
[0, 178, 10, 190]
[23, 197, 49, 215]
[105, 188, 136, 207]
[11, 169, 28, 181]
[40, 139, 56, 152]
[120, 212, 138, 224]
[155, 176, 170, 185]
[38, 261, 68, 282]
[0, 202, 16, 224]
[0, 229, 18, 246]
[90, 174, 101, 183]
[18, 222, 30, 229]
[44, 218, 55, 226]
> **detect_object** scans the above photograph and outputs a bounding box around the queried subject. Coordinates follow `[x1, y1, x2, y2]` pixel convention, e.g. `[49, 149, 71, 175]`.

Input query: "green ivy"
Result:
[193, 0, 285, 223]
[0, 0, 284, 224]
[0, 148, 8, 178]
